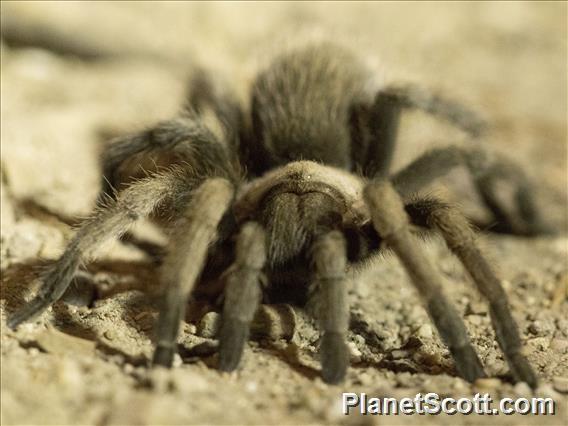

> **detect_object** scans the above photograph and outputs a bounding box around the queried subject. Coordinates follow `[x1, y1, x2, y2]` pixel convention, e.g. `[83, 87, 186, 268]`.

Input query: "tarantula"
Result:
[9, 42, 549, 386]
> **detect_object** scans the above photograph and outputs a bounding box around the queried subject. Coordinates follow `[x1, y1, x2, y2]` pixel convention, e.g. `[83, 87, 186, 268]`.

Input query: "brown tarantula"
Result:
[9, 42, 550, 386]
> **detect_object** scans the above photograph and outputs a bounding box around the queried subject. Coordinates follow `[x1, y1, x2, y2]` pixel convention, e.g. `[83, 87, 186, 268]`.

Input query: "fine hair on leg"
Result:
[8, 170, 186, 329]
[364, 180, 486, 382]
[310, 230, 350, 384]
[405, 197, 538, 387]
[99, 116, 239, 203]
[218, 221, 266, 372]
[153, 178, 234, 367]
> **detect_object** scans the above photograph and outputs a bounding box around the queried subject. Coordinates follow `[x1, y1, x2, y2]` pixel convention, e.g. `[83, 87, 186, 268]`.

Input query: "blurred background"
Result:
[1, 2, 566, 425]
[1, 1, 566, 219]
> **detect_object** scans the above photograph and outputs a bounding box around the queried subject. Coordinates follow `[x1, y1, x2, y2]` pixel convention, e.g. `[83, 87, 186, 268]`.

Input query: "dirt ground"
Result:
[1, 2, 567, 425]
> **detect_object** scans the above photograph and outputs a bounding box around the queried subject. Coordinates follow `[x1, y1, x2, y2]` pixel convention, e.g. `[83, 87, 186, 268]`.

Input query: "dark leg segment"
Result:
[8, 171, 184, 329]
[364, 180, 486, 382]
[99, 117, 238, 202]
[185, 69, 244, 148]
[311, 230, 350, 384]
[218, 221, 266, 372]
[350, 93, 402, 177]
[352, 84, 485, 178]
[379, 84, 487, 138]
[153, 178, 234, 367]
[391, 145, 551, 236]
[406, 198, 538, 387]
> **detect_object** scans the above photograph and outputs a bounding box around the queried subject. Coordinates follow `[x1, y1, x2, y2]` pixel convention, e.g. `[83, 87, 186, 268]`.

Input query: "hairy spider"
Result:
[9, 42, 550, 386]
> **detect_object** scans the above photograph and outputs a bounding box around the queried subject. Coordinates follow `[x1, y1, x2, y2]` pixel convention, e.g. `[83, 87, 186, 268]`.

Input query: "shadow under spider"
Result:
[2, 258, 476, 383]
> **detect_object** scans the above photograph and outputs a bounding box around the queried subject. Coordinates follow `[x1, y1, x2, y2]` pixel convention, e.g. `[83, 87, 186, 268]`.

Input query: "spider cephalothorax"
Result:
[9, 41, 551, 386]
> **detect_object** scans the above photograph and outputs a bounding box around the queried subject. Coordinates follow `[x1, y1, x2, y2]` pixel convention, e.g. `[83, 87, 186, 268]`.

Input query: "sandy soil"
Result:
[1, 2, 567, 425]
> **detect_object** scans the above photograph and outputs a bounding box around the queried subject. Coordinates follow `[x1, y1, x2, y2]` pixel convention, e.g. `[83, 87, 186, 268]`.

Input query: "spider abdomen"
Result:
[250, 43, 376, 173]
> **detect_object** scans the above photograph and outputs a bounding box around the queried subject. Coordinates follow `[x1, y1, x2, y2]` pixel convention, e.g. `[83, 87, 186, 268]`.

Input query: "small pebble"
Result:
[452, 379, 468, 391]
[527, 337, 550, 351]
[390, 349, 410, 360]
[415, 324, 433, 339]
[245, 381, 258, 393]
[474, 377, 501, 389]
[466, 301, 487, 315]
[184, 323, 197, 335]
[536, 383, 561, 399]
[556, 319, 568, 337]
[347, 342, 362, 363]
[283, 342, 301, 363]
[134, 312, 149, 321]
[513, 381, 532, 398]
[352, 334, 365, 346]
[172, 353, 182, 368]
[412, 351, 440, 367]
[529, 321, 547, 336]
[501, 280, 511, 291]
[27, 347, 40, 357]
[550, 338, 568, 353]
[104, 330, 116, 341]
[467, 315, 483, 326]
[197, 312, 220, 338]
[552, 376, 568, 393]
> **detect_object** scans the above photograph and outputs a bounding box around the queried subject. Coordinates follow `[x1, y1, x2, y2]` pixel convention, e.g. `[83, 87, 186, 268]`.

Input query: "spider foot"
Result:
[153, 345, 175, 367]
[7, 297, 50, 330]
[452, 345, 487, 383]
[508, 353, 538, 389]
[218, 318, 249, 372]
[320, 332, 349, 384]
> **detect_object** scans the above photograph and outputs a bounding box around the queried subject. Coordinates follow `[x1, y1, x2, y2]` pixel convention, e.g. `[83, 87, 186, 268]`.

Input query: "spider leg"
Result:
[185, 69, 244, 146]
[379, 83, 487, 138]
[364, 180, 486, 382]
[218, 221, 266, 372]
[99, 116, 238, 202]
[349, 94, 401, 177]
[153, 178, 234, 367]
[391, 146, 552, 236]
[8, 170, 185, 329]
[351, 84, 486, 177]
[310, 230, 350, 384]
[405, 197, 538, 388]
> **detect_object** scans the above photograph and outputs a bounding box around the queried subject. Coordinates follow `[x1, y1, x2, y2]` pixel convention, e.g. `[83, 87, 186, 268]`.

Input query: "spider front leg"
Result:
[310, 230, 350, 384]
[153, 178, 234, 367]
[218, 221, 266, 372]
[8, 170, 185, 329]
[406, 198, 538, 388]
[364, 180, 486, 382]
